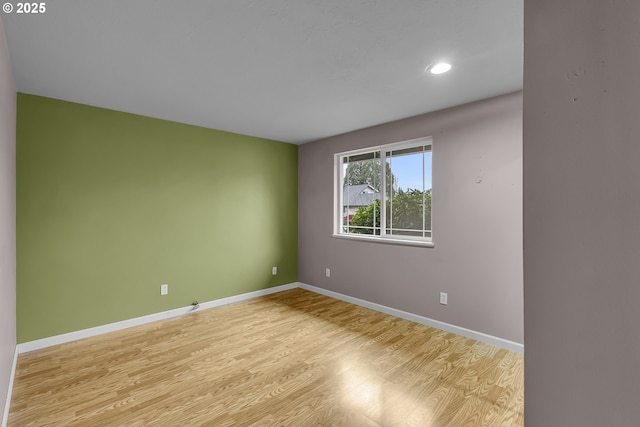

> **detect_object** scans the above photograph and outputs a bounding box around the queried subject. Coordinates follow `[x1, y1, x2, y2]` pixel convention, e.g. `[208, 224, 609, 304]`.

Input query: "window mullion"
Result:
[422, 149, 425, 237]
[380, 150, 386, 237]
[388, 152, 393, 236]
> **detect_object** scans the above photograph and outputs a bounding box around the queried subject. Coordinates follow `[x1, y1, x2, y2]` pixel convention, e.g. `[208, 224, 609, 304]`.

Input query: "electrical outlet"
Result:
[325, 268, 331, 278]
[440, 292, 448, 305]
[272, 266, 277, 275]
[161, 284, 168, 296]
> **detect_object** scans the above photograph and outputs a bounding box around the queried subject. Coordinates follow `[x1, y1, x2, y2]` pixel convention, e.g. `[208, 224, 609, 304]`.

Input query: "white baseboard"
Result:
[17, 283, 298, 354]
[1, 346, 18, 427]
[298, 283, 524, 353]
[16, 281, 522, 356]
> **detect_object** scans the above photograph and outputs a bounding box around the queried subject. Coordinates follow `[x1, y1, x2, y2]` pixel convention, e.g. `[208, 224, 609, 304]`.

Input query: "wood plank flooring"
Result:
[8, 288, 523, 426]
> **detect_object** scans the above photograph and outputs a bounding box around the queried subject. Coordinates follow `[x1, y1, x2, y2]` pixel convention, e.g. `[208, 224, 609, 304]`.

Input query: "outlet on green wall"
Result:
[16, 94, 298, 343]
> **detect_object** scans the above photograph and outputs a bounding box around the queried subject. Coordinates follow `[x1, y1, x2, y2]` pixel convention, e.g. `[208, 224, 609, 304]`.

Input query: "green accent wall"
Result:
[16, 93, 298, 343]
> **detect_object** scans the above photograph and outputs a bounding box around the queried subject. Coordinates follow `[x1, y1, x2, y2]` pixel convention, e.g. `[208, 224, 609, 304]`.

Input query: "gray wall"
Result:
[299, 92, 523, 344]
[524, 1, 640, 425]
[0, 17, 16, 420]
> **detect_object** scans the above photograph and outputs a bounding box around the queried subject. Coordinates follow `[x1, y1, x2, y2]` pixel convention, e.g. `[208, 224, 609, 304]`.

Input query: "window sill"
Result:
[332, 233, 435, 248]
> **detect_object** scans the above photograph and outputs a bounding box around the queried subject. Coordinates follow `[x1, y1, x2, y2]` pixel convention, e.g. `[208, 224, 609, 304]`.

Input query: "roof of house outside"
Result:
[343, 184, 380, 208]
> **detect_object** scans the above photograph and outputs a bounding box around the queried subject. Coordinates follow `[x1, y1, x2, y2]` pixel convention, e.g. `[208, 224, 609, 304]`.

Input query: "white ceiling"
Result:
[2, 0, 522, 144]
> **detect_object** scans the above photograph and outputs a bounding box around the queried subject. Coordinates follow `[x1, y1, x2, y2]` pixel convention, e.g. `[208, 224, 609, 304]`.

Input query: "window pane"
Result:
[341, 151, 381, 235]
[385, 146, 431, 237]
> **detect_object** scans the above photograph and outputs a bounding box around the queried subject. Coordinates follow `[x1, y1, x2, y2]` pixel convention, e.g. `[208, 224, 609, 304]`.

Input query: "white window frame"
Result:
[333, 136, 434, 248]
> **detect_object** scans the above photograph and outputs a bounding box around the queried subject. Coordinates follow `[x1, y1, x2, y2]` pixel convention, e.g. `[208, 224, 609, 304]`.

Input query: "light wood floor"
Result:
[8, 288, 523, 427]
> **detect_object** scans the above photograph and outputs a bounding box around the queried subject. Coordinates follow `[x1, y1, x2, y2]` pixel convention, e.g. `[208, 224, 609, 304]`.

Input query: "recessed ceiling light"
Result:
[428, 62, 452, 75]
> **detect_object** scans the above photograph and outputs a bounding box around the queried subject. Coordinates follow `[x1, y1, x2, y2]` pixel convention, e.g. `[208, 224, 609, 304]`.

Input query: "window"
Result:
[335, 137, 433, 246]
